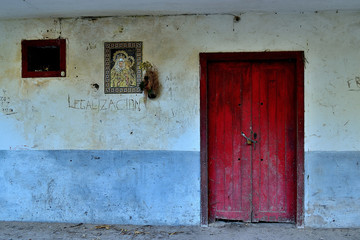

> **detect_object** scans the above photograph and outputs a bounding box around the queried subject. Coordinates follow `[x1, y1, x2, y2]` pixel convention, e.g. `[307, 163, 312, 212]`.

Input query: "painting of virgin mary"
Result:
[110, 50, 137, 87]
[104, 42, 142, 94]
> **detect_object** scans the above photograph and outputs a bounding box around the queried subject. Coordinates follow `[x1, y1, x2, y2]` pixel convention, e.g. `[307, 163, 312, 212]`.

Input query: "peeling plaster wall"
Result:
[0, 17, 201, 151]
[1, 12, 360, 226]
[1, 13, 360, 151]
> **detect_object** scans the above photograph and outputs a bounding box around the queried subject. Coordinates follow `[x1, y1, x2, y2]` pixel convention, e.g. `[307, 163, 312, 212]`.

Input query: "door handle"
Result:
[241, 131, 257, 145]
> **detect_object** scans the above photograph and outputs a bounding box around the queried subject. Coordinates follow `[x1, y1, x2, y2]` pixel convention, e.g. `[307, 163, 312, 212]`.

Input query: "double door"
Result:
[208, 60, 297, 222]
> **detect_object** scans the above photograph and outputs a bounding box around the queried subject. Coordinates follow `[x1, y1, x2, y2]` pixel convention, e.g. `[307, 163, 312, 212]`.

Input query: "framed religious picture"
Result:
[104, 42, 143, 94]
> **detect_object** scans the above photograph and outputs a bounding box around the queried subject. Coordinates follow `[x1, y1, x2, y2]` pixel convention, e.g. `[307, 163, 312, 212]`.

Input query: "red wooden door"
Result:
[208, 60, 297, 222]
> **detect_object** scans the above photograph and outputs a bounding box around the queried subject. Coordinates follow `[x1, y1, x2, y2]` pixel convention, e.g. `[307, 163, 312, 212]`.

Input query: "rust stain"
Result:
[4, 68, 19, 79]
[19, 78, 52, 98]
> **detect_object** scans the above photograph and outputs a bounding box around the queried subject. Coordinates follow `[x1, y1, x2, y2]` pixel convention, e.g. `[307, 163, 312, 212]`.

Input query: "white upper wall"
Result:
[0, 12, 359, 151]
[1, 0, 360, 19]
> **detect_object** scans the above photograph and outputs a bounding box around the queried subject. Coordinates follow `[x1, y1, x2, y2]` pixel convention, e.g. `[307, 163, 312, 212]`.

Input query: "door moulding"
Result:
[199, 51, 305, 227]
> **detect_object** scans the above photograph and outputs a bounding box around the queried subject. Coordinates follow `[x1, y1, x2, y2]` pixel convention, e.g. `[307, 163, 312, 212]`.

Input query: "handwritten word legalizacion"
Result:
[67, 95, 141, 111]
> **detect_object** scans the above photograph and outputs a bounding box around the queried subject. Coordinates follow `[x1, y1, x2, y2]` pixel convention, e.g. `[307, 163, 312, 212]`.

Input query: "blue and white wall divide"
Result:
[1, 12, 360, 227]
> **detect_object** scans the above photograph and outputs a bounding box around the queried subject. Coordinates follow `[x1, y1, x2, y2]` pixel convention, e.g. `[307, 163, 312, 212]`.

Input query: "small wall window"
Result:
[22, 39, 66, 78]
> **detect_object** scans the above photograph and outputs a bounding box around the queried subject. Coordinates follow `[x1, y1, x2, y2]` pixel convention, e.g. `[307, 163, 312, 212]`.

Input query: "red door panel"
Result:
[208, 62, 252, 221]
[208, 60, 297, 223]
[252, 62, 296, 222]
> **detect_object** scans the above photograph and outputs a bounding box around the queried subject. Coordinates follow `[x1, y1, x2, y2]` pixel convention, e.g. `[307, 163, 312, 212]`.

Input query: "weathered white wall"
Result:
[1, 13, 360, 151]
[1, 12, 360, 227]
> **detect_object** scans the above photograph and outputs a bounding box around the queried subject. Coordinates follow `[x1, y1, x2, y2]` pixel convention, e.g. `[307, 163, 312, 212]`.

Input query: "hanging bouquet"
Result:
[139, 61, 159, 99]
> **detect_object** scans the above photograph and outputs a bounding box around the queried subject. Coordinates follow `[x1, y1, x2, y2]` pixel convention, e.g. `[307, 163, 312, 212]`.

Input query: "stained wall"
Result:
[0, 12, 360, 227]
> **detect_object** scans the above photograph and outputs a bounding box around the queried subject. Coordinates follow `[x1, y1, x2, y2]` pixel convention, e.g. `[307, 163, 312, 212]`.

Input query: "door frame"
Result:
[200, 52, 304, 226]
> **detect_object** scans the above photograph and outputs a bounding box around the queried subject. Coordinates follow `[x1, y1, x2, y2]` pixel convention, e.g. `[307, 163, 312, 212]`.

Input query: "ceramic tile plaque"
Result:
[104, 42, 142, 94]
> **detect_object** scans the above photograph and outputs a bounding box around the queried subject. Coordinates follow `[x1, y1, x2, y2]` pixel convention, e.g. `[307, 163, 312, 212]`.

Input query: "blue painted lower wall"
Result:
[305, 151, 360, 228]
[0, 150, 200, 225]
[2, 150, 360, 227]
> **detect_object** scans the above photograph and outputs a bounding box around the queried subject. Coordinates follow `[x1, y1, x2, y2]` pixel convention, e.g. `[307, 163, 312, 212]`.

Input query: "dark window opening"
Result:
[27, 46, 60, 72]
[22, 39, 66, 78]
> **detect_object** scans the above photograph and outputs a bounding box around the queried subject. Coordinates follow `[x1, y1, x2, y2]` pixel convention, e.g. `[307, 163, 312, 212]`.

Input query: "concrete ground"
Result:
[0, 221, 359, 240]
